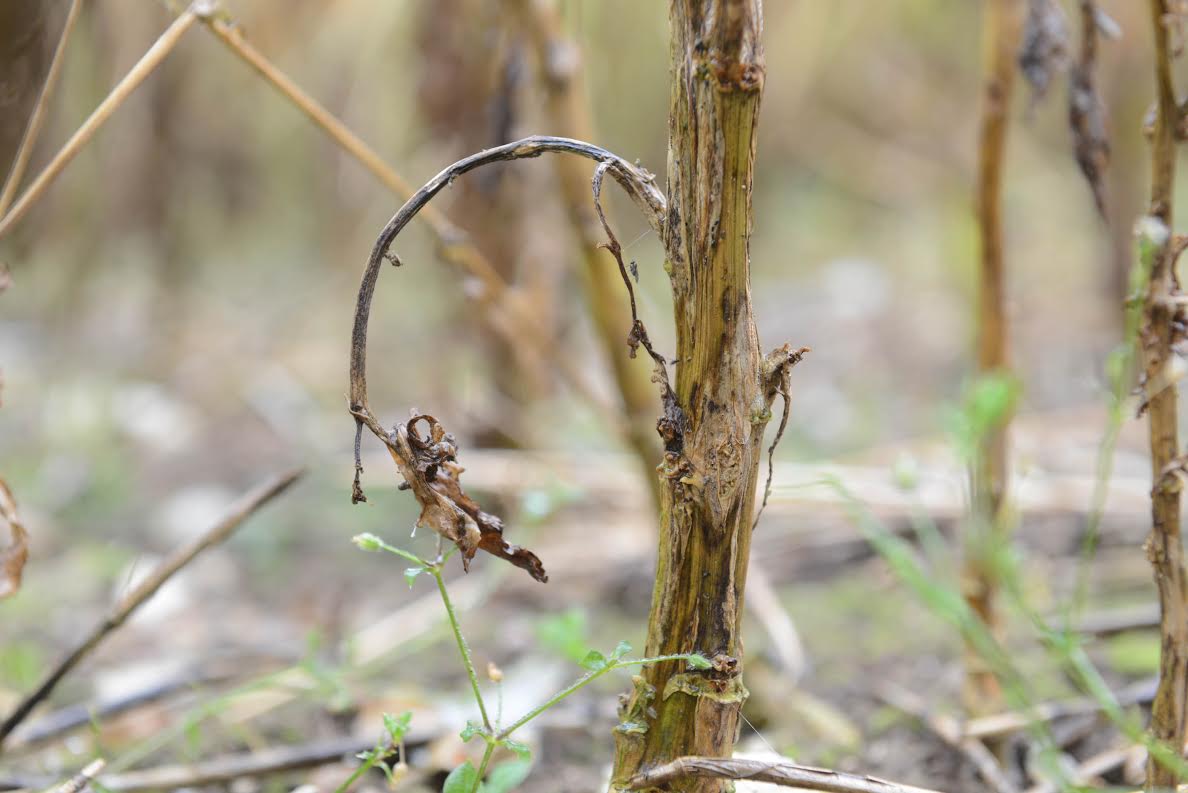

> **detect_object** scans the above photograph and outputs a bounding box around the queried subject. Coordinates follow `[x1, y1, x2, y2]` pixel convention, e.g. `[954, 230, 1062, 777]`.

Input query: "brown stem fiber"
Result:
[609, 2, 779, 790]
[1143, 2, 1188, 788]
[964, 0, 1024, 719]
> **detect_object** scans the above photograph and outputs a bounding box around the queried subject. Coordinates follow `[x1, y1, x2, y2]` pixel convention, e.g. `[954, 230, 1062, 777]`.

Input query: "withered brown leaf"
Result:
[1018, 0, 1069, 106]
[382, 411, 547, 583]
[1069, 0, 1111, 218]
[0, 479, 29, 600]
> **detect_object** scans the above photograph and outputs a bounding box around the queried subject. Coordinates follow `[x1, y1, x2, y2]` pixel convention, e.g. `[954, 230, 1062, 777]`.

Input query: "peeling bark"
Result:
[610, 2, 770, 790]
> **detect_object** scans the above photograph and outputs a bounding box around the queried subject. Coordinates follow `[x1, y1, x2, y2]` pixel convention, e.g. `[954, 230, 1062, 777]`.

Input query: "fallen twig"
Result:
[0, 468, 302, 749]
[0, 0, 84, 216]
[1072, 603, 1160, 637]
[8, 738, 379, 793]
[5, 662, 265, 749]
[963, 676, 1156, 740]
[877, 683, 1019, 793]
[0, 6, 197, 240]
[54, 758, 105, 793]
[625, 755, 946, 793]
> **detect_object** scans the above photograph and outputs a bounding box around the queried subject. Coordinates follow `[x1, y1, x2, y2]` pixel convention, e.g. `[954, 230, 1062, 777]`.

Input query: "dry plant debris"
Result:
[0, 478, 29, 600]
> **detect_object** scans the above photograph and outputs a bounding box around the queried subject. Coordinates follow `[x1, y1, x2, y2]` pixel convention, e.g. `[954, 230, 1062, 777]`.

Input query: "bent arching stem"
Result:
[349, 135, 665, 427]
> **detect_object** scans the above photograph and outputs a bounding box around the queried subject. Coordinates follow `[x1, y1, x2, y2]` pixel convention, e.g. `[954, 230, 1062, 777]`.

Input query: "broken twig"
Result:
[0, 468, 302, 749]
[626, 756, 946, 793]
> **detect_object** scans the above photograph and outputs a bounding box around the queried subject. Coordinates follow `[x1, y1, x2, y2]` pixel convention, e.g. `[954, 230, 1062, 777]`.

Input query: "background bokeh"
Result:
[0, 2, 1181, 791]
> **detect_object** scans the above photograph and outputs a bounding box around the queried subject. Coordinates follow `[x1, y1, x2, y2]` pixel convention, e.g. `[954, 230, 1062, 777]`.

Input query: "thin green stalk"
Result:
[470, 742, 496, 793]
[433, 568, 491, 731]
[496, 654, 697, 741]
[1066, 228, 1154, 627]
[334, 747, 382, 793]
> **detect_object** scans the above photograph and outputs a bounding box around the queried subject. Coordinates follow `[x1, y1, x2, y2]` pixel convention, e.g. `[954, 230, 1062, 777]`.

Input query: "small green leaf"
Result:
[500, 737, 532, 761]
[442, 760, 478, 793]
[483, 759, 532, 793]
[686, 653, 712, 670]
[353, 532, 383, 551]
[404, 566, 424, 587]
[383, 711, 412, 742]
[609, 640, 632, 662]
[579, 650, 607, 672]
[460, 721, 481, 742]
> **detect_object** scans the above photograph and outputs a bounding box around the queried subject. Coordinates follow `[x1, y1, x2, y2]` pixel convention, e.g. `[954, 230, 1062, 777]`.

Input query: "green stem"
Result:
[433, 568, 491, 730]
[496, 654, 697, 740]
[470, 741, 495, 793]
[333, 743, 383, 793]
[372, 537, 429, 567]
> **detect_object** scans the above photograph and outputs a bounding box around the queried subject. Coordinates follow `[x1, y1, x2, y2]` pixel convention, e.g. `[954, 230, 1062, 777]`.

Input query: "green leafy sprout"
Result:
[352, 532, 710, 793]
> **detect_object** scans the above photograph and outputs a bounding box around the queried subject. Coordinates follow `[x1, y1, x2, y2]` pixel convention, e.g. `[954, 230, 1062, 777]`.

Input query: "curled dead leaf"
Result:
[0, 479, 29, 600]
[1018, 0, 1069, 106]
[1068, 0, 1110, 218]
[378, 411, 547, 583]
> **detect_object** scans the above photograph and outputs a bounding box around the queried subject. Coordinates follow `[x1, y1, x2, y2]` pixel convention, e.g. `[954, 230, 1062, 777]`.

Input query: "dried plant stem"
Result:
[0, 468, 302, 750]
[509, 0, 662, 498]
[89, 736, 370, 792]
[608, 2, 780, 789]
[348, 134, 664, 435]
[1143, 3, 1188, 789]
[196, 12, 621, 432]
[626, 756, 945, 793]
[0, 8, 196, 241]
[0, 0, 84, 217]
[965, 0, 1024, 719]
[54, 758, 106, 793]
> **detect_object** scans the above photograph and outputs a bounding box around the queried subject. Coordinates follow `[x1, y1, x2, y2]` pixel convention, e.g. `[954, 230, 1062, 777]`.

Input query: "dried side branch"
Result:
[348, 136, 663, 582]
[349, 135, 663, 420]
[0, 7, 197, 241]
[1068, 0, 1111, 217]
[508, 0, 665, 501]
[626, 756, 945, 793]
[0, 0, 83, 217]
[0, 469, 302, 750]
[0, 479, 29, 600]
[754, 344, 810, 529]
[591, 161, 683, 450]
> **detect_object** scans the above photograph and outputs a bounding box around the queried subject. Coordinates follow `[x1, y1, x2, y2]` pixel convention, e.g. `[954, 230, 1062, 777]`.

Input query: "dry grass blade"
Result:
[626, 756, 947, 793]
[0, 468, 303, 750]
[0, 0, 84, 217]
[0, 8, 197, 241]
[0, 478, 29, 600]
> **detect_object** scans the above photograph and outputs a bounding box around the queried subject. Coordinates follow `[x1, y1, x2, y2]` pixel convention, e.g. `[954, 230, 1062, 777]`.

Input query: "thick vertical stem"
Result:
[610, 2, 765, 791]
[1144, 3, 1188, 788]
[964, 0, 1023, 718]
